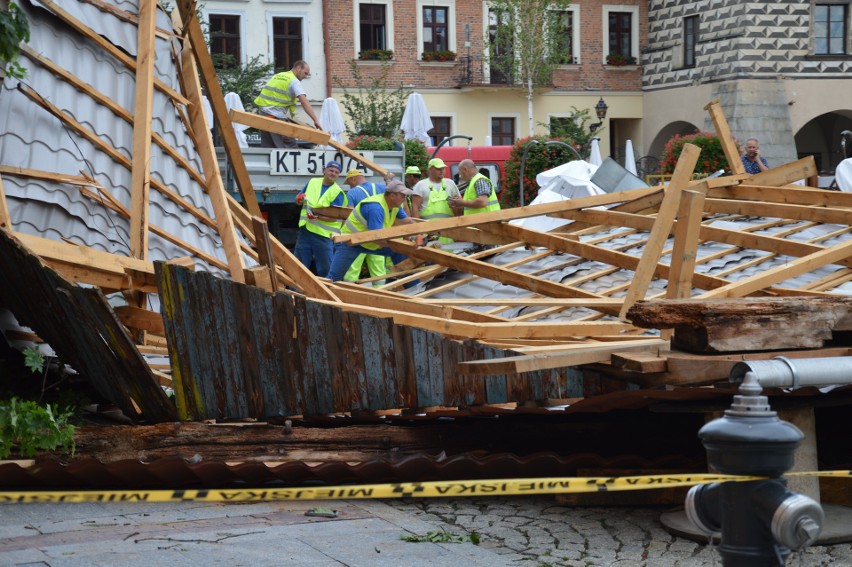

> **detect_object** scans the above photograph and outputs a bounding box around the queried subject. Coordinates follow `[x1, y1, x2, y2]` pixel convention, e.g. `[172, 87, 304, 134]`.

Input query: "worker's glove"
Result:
[295, 192, 306, 205]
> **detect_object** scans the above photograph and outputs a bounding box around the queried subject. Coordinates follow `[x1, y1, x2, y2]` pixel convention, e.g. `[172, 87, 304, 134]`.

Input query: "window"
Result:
[429, 117, 451, 146]
[360, 3, 387, 51]
[684, 15, 698, 68]
[815, 4, 847, 55]
[608, 12, 632, 57]
[488, 8, 513, 84]
[209, 14, 241, 66]
[555, 8, 579, 64]
[272, 17, 303, 72]
[423, 6, 449, 52]
[491, 117, 516, 146]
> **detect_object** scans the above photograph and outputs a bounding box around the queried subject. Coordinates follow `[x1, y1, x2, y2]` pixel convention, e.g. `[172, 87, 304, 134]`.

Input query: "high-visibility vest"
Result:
[253, 71, 297, 115]
[342, 193, 400, 251]
[462, 172, 500, 215]
[350, 182, 384, 204]
[420, 180, 453, 220]
[299, 178, 344, 237]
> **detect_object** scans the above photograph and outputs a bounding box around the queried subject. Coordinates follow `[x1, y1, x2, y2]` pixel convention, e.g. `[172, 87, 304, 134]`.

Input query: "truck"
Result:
[217, 146, 405, 248]
[426, 144, 513, 195]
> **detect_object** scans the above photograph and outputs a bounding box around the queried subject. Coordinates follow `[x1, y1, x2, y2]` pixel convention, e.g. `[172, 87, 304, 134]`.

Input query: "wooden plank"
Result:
[176, 0, 261, 217]
[0, 174, 10, 230]
[458, 339, 668, 375]
[744, 156, 817, 186]
[710, 182, 852, 207]
[172, 18, 246, 281]
[35, 0, 188, 105]
[703, 198, 852, 226]
[611, 352, 668, 373]
[667, 189, 707, 300]
[251, 216, 278, 292]
[114, 305, 165, 335]
[328, 139, 389, 179]
[620, 143, 701, 319]
[128, 0, 157, 262]
[704, 99, 744, 175]
[229, 109, 330, 145]
[335, 186, 661, 245]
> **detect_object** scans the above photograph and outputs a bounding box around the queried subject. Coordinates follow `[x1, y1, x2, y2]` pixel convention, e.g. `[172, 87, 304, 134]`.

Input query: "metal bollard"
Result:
[685, 360, 832, 566]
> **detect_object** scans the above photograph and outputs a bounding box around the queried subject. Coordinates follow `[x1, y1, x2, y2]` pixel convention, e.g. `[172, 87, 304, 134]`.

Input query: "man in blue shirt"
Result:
[327, 180, 414, 282]
[741, 138, 769, 175]
[293, 160, 346, 276]
[342, 169, 388, 283]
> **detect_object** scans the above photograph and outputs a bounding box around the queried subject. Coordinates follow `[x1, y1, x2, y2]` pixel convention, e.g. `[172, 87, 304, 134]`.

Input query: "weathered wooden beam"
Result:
[251, 216, 278, 292]
[114, 305, 165, 335]
[620, 143, 701, 319]
[627, 297, 852, 352]
[0, 174, 10, 230]
[743, 156, 817, 186]
[703, 198, 852, 225]
[176, 0, 261, 217]
[667, 188, 707, 300]
[704, 99, 744, 175]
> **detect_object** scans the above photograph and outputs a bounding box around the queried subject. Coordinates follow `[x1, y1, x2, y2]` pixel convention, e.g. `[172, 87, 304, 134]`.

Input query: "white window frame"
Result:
[601, 5, 639, 65]
[551, 5, 580, 65]
[416, 0, 457, 60]
[266, 11, 310, 67]
[353, 0, 395, 59]
[204, 9, 248, 66]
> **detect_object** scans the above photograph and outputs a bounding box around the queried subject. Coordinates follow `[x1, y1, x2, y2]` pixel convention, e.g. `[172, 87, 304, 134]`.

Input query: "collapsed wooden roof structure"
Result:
[2, 0, 852, 425]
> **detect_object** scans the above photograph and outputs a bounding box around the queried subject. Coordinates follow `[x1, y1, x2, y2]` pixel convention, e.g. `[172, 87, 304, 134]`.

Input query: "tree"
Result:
[211, 53, 275, 112]
[0, 2, 30, 80]
[335, 61, 410, 138]
[486, 0, 573, 137]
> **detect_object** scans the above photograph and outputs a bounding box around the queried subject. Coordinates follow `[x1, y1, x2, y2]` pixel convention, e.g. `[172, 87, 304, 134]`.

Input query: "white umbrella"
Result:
[589, 137, 602, 166]
[201, 95, 213, 130]
[223, 92, 249, 148]
[400, 92, 433, 144]
[320, 97, 346, 144]
[624, 139, 638, 175]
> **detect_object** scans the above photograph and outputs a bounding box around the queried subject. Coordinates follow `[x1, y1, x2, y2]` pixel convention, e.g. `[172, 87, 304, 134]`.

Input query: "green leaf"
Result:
[23, 346, 45, 374]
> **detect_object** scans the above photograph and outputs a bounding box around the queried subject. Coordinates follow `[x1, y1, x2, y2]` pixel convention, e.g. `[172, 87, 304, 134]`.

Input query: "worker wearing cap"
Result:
[294, 160, 346, 276]
[450, 159, 500, 215]
[410, 158, 461, 219]
[327, 180, 415, 282]
[253, 60, 323, 148]
[342, 169, 389, 283]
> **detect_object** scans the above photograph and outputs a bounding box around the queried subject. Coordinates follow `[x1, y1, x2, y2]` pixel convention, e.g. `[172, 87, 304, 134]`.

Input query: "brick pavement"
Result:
[387, 496, 852, 566]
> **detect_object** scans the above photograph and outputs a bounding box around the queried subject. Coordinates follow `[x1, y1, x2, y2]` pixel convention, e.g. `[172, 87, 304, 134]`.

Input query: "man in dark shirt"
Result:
[741, 138, 769, 175]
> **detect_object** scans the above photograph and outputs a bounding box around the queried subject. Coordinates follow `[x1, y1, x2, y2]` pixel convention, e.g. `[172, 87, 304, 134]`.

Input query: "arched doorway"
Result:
[795, 110, 852, 175]
[648, 121, 701, 160]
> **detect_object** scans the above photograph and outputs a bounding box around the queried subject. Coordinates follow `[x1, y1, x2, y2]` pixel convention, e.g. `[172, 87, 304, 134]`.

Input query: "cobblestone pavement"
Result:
[387, 497, 852, 566]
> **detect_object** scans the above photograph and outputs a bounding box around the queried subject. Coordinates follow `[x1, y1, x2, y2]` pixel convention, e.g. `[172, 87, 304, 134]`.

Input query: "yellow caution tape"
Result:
[1, 471, 848, 504]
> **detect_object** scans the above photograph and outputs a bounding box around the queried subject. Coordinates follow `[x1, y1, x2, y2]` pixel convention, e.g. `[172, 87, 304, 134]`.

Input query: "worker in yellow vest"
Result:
[294, 161, 345, 276]
[449, 159, 500, 215]
[341, 169, 389, 284]
[327, 180, 414, 282]
[253, 60, 322, 148]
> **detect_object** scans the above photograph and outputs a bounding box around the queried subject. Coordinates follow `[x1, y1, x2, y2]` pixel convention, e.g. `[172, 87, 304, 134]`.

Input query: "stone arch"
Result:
[794, 110, 852, 173]
[647, 120, 701, 160]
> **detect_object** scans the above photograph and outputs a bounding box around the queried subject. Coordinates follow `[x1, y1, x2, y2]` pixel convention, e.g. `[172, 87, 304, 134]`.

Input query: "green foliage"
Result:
[0, 3, 31, 80]
[358, 49, 394, 61]
[211, 54, 275, 113]
[402, 139, 429, 174]
[544, 107, 595, 152]
[336, 61, 410, 138]
[346, 136, 429, 174]
[23, 346, 45, 374]
[660, 130, 735, 175]
[402, 530, 480, 544]
[421, 50, 456, 62]
[502, 135, 584, 208]
[0, 397, 76, 458]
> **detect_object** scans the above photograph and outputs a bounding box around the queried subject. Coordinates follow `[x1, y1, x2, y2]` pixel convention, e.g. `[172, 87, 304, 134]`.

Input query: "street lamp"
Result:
[589, 97, 608, 132]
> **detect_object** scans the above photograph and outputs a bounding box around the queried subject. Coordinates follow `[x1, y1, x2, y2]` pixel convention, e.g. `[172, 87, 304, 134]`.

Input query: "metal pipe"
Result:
[729, 356, 852, 390]
[430, 135, 473, 158]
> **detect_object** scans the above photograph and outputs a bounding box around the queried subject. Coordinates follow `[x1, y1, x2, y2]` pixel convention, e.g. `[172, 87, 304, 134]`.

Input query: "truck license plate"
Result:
[269, 150, 374, 176]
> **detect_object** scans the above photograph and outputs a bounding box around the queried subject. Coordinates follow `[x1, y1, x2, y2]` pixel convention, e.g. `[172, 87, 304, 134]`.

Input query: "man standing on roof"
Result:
[341, 169, 389, 283]
[741, 138, 770, 175]
[410, 158, 461, 219]
[254, 60, 323, 148]
[294, 161, 346, 276]
[326, 180, 415, 282]
[449, 159, 500, 214]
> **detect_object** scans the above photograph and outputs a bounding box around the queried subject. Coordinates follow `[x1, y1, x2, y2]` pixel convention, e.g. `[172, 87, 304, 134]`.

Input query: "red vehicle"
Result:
[426, 143, 513, 195]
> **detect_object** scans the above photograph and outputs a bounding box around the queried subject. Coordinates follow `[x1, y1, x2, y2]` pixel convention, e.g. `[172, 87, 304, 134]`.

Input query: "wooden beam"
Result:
[114, 305, 166, 335]
[457, 339, 668, 375]
[620, 143, 701, 319]
[251, 216, 278, 292]
[174, 15, 246, 281]
[742, 156, 817, 186]
[229, 109, 330, 145]
[710, 183, 852, 207]
[418, 297, 624, 307]
[176, 0, 261, 217]
[704, 99, 744, 175]
[0, 174, 10, 230]
[327, 139, 389, 179]
[129, 0, 157, 262]
[34, 0, 188, 105]
[667, 189, 707, 300]
[703, 198, 852, 226]
[335, 186, 661, 246]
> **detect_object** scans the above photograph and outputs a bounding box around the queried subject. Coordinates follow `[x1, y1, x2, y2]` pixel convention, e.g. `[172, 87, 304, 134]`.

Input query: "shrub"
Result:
[0, 397, 76, 458]
[347, 136, 429, 177]
[421, 50, 456, 62]
[502, 135, 581, 208]
[336, 61, 409, 138]
[660, 130, 737, 175]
